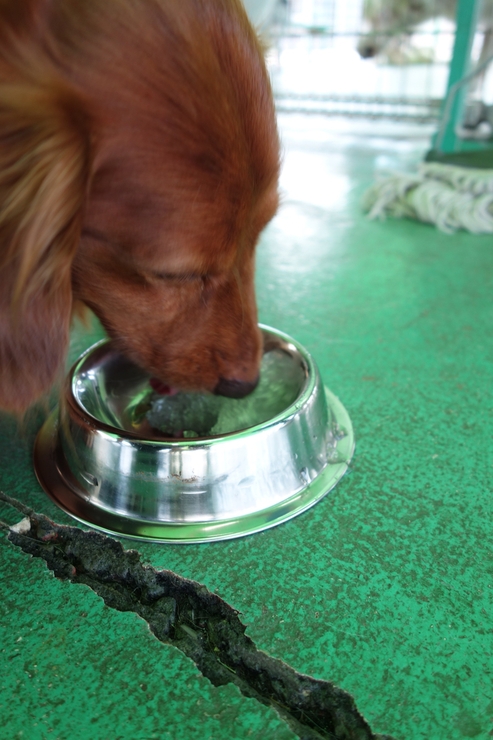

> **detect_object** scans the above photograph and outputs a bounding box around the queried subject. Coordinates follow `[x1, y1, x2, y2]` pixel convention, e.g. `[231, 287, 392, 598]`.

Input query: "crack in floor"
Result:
[0, 492, 396, 740]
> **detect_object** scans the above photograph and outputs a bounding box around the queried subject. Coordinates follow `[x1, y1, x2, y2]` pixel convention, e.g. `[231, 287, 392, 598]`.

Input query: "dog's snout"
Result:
[214, 375, 259, 399]
[358, 43, 377, 59]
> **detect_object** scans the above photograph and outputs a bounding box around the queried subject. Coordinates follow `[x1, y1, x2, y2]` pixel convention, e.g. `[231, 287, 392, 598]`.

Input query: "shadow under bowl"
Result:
[34, 325, 354, 542]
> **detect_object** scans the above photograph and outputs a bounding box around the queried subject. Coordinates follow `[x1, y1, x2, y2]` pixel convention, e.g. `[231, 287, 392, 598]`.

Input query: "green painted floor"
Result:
[1, 114, 493, 740]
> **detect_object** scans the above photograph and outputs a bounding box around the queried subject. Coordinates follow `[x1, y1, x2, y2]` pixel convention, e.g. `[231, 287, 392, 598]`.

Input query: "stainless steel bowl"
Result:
[34, 325, 354, 542]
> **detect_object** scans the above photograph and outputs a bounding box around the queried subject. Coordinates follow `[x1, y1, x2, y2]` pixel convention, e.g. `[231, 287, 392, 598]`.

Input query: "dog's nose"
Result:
[357, 43, 376, 59]
[214, 375, 259, 399]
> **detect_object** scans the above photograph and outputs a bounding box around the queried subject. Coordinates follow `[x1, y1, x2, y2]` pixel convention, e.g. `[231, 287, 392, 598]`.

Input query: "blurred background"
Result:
[245, 0, 493, 142]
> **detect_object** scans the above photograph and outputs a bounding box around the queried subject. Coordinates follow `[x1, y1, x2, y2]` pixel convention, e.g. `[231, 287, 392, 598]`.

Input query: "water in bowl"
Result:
[141, 348, 306, 437]
[73, 341, 307, 439]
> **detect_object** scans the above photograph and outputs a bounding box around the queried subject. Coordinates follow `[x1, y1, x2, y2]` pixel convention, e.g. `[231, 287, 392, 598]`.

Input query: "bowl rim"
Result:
[68, 324, 319, 446]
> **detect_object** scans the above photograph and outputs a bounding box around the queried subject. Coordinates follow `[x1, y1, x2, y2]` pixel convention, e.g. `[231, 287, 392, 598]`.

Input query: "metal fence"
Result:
[263, 0, 481, 123]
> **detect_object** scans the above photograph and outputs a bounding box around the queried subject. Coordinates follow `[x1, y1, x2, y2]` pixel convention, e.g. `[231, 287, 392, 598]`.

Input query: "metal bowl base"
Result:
[34, 388, 354, 544]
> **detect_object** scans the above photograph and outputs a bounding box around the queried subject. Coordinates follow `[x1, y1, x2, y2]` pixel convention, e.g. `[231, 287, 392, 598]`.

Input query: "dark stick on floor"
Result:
[0, 491, 396, 740]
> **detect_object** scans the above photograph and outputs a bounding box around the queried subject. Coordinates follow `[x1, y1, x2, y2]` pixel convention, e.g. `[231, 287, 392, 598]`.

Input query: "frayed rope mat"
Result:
[363, 162, 493, 234]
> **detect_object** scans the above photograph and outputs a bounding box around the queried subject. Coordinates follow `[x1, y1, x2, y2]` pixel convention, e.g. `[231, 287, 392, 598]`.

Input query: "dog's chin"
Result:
[149, 375, 260, 399]
[104, 336, 260, 400]
[214, 375, 259, 399]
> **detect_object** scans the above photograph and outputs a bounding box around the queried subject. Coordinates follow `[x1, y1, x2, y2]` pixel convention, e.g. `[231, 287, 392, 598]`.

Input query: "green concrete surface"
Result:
[1, 114, 492, 739]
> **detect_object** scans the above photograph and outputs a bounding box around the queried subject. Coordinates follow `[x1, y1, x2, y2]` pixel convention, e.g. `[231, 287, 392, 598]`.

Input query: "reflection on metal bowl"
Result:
[34, 325, 354, 542]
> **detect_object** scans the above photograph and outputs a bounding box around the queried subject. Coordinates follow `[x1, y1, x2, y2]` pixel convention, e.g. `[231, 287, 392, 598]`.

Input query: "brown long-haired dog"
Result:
[0, 0, 280, 415]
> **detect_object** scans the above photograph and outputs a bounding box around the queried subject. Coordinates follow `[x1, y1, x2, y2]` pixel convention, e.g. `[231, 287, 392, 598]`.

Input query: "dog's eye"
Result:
[152, 271, 208, 285]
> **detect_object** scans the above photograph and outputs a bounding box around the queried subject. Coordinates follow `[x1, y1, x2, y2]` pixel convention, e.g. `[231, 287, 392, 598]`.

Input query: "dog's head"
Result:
[0, 0, 280, 414]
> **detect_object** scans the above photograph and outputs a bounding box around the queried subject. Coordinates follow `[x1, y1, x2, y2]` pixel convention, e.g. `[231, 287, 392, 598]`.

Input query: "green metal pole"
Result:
[433, 0, 480, 153]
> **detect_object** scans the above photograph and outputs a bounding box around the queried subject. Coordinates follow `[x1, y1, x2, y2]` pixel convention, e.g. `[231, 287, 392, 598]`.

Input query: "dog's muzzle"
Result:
[214, 375, 259, 399]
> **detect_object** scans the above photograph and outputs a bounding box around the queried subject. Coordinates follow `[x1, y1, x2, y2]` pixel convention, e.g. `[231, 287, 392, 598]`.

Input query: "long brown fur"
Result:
[0, 0, 280, 414]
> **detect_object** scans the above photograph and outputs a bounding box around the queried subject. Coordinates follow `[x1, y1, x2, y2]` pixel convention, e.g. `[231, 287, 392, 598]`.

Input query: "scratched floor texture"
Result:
[1, 114, 492, 740]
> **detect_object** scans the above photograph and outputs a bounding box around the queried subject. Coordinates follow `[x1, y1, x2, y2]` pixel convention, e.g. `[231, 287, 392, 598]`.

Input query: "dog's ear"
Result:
[0, 74, 92, 414]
